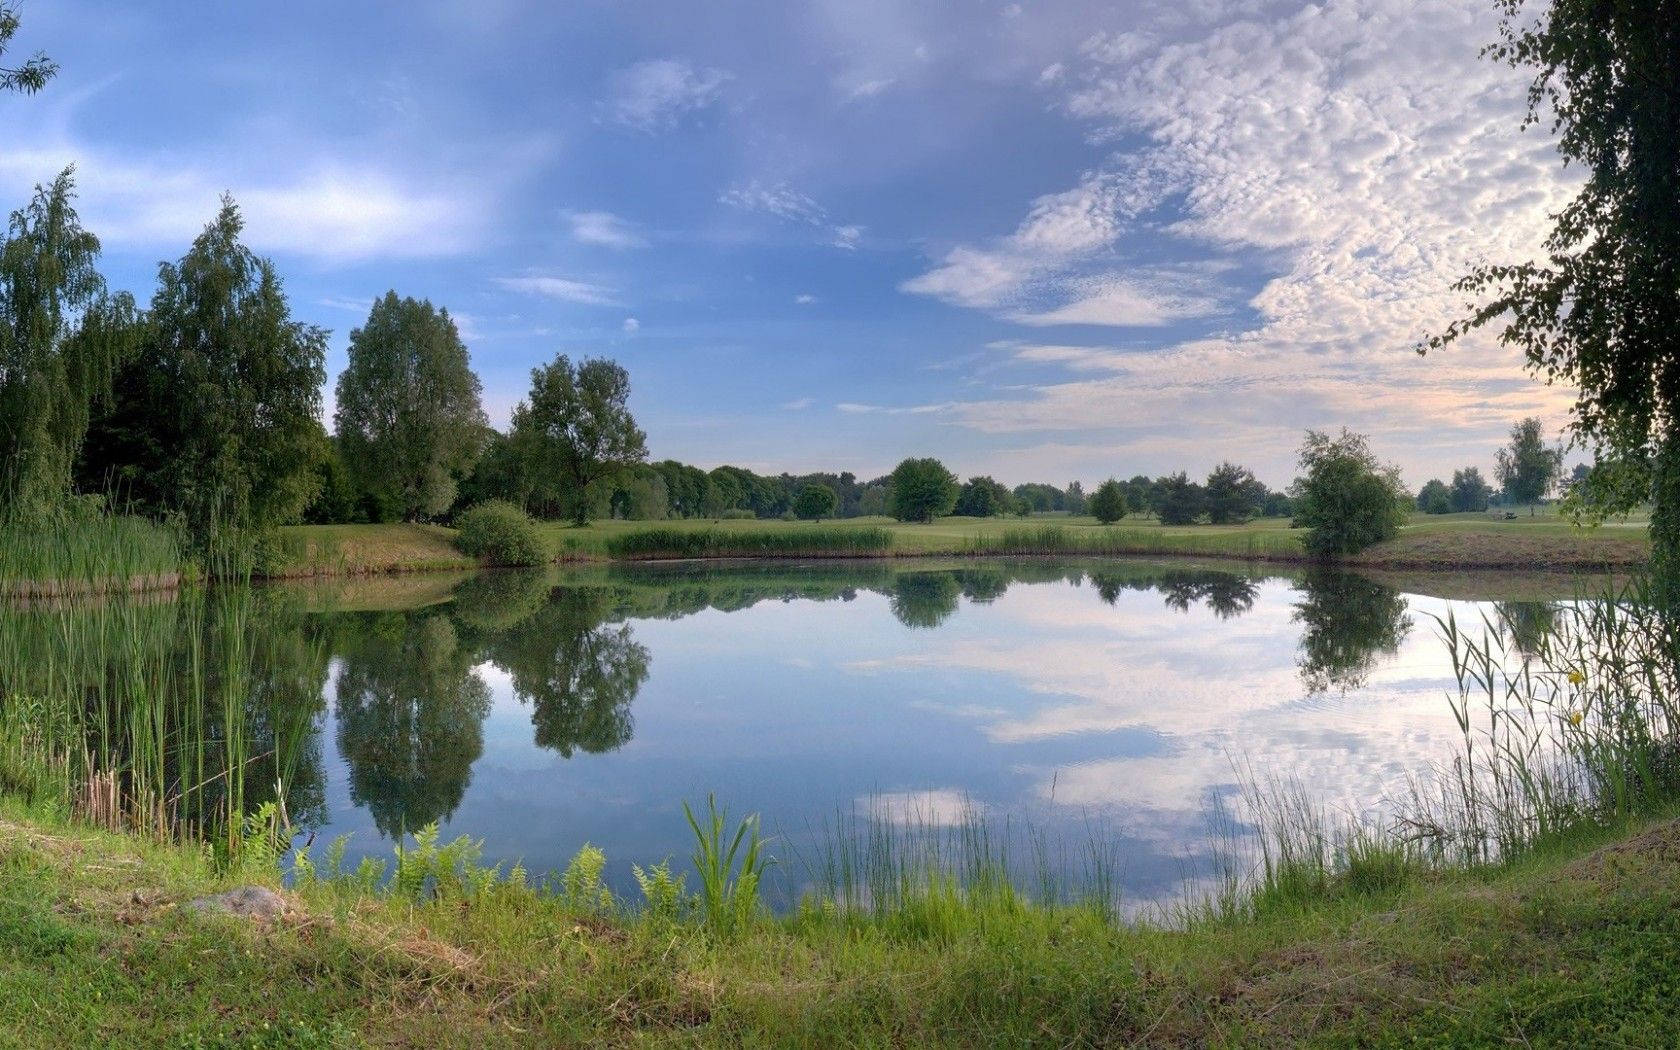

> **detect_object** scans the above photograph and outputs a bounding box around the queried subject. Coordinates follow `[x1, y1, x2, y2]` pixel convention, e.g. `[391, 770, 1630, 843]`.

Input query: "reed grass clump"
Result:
[607, 526, 891, 560]
[964, 524, 1289, 559]
[0, 508, 183, 598]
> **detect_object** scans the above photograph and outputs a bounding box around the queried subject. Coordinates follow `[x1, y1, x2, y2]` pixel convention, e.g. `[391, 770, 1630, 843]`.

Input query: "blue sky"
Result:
[0, 0, 1578, 487]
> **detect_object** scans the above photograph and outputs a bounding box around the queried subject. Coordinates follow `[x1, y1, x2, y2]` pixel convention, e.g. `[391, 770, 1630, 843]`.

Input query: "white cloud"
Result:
[795, 293, 818, 305]
[621, 317, 640, 333]
[720, 181, 863, 251]
[901, 0, 1583, 482]
[605, 59, 731, 131]
[836, 401, 953, 416]
[566, 209, 646, 249]
[781, 397, 815, 410]
[493, 275, 618, 306]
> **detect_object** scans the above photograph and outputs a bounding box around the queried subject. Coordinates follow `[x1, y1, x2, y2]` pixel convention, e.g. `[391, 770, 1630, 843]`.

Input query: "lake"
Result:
[3, 558, 1571, 911]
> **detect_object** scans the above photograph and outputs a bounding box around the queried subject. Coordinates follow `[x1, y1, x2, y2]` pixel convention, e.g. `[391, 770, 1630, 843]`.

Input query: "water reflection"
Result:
[1292, 570, 1412, 693]
[484, 588, 648, 757]
[334, 613, 492, 837]
[0, 558, 1563, 908]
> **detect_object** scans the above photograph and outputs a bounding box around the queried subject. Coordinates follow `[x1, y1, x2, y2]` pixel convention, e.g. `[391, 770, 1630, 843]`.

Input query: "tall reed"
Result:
[608, 526, 892, 560]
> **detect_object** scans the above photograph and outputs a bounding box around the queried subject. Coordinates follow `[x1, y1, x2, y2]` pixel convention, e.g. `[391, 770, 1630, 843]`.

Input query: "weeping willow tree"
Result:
[0, 170, 137, 520]
[1421, 2, 1680, 595]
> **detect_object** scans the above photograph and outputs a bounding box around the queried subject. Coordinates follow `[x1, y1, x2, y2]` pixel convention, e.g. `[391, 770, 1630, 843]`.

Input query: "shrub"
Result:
[454, 500, 548, 566]
[1291, 429, 1409, 557]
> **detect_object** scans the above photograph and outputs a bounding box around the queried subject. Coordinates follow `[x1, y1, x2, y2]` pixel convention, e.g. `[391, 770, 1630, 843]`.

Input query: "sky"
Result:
[0, 0, 1581, 489]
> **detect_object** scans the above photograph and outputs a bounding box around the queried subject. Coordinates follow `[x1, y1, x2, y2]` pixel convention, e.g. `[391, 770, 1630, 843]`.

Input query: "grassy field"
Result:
[274, 510, 1651, 576]
[2, 797, 1678, 1046]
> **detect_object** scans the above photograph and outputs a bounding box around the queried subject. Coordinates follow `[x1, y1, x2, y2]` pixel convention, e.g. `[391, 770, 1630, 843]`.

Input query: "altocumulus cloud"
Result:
[904, 0, 1583, 484]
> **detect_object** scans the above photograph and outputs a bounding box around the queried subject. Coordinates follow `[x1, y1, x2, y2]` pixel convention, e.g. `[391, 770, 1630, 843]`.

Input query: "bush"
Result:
[1291, 429, 1409, 557]
[454, 501, 548, 566]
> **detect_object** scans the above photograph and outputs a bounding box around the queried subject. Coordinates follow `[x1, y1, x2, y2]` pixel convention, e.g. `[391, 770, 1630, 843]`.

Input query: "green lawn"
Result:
[270, 510, 1651, 577]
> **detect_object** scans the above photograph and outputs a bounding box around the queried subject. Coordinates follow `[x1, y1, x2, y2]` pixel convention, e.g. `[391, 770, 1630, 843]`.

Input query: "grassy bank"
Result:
[0, 512, 184, 599]
[267, 510, 1651, 576]
[2, 795, 1679, 1046]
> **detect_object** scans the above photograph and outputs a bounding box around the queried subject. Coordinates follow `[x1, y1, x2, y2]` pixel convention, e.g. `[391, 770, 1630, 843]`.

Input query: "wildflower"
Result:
[1567, 710, 1584, 727]
[1567, 669, 1586, 685]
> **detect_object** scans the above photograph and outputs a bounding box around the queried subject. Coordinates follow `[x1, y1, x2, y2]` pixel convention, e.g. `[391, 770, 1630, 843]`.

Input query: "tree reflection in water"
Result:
[334, 613, 492, 837]
[1292, 570, 1412, 694]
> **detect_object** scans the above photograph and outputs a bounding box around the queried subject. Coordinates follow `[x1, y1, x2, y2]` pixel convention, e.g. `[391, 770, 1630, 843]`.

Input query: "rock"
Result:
[186, 886, 290, 920]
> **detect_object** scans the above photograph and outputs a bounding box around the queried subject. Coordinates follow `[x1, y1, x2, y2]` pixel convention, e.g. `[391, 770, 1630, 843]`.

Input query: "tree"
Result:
[1063, 480, 1087, 515]
[0, 5, 55, 95]
[887, 457, 958, 523]
[1155, 473, 1204, 526]
[84, 199, 326, 542]
[1088, 478, 1127, 524]
[509, 355, 647, 525]
[1203, 462, 1265, 525]
[1290, 429, 1410, 557]
[333, 293, 486, 521]
[0, 170, 137, 518]
[1123, 475, 1154, 516]
[1449, 467, 1494, 512]
[1416, 478, 1452, 514]
[1495, 417, 1563, 514]
[1419, 2, 1680, 589]
[953, 475, 1013, 517]
[858, 482, 889, 517]
[793, 482, 838, 521]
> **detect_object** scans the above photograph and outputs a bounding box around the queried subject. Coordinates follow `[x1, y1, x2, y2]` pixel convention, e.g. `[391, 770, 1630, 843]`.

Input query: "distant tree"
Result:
[1290, 429, 1409, 557]
[509, 355, 647, 525]
[1012, 482, 1063, 514]
[1419, 1, 1680, 591]
[0, 5, 55, 95]
[334, 292, 487, 521]
[85, 199, 326, 543]
[1203, 462, 1265, 525]
[1088, 478, 1127, 524]
[300, 427, 363, 524]
[1449, 467, 1494, 513]
[793, 482, 838, 520]
[1063, 480, 1087, 515]
[1495, 417, 1564, 515]
[1261, 488, 1295, 518]
[954, 475, 1013, 517]
[0, 170, 137, 518]
[1155, 473, 1204, 526]
[1123, 474, 1154, 516]
[858, 482, 889, 518]
[888, 457, 958, 523]
[1416, 478, 1452, 514]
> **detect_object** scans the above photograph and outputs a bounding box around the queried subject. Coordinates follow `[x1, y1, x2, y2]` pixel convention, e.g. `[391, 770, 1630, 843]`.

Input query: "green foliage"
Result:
[684, 794, 771, 937]
[0, 171, 139, 520]
[453, 500, 548, 567]
[1062, 480, 1086, 515]
[390, 823, 503, 904]
[952, 475, 1013, 517]
[0, 5, 55, 94]
[1417, 478, 1452, 514]
[334, 292, 487, 521]
[792, 482, 838, 521]
[887, 457, 958, 523]
[1421, 2, 1680, 590]
[1450, 466, 1494, 513]
[1087, 479, 1127, 524]
[1290, 429, 1409, 558]
[1154, 472, 1204, 526]
[1202, 462, 1264, 525]
[509, 355, 647, 525]
[82, 199, 327, 546]
[631, 859, 689, 923]
[559, 843, 615, 913]
[1495, 417, 1563, 511]
[606, 526, 891, 559]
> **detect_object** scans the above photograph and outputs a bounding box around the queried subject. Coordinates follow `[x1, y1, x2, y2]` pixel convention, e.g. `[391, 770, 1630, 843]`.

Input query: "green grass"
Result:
[269, 511, 1651, 578]
[0, 512, 183, 598]
[606, 524, 893, 559]
[3, 795, 1680, 1046]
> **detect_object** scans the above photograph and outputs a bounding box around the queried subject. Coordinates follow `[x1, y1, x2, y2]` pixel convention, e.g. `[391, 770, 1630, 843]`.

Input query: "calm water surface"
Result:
[250, 559, 1559, 907]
